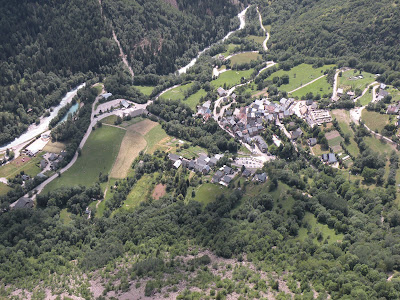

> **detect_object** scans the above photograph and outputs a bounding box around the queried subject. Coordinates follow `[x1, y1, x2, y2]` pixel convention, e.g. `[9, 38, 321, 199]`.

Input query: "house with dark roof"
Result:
[308, 138, 318, 146]
[208, 157, 218, 167]
[291, 128, 303, 140]
[221, 175, 233, 185]
[168, 153, 180, 162]
[242, 168, 252, 178]
[328, 153, 337, 164]
[49, 153, 59, 161]
[10, 197, 34, 209]
[223, 166, 233, 175]
[40, 160, 48, 170]
[254, 173, 267, 183]
[212, 171, 224, 183]
[253, 135, 268, 153]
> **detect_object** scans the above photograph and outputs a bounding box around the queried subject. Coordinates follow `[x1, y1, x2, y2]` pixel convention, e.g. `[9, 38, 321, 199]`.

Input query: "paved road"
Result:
[288, 75, 327, 94]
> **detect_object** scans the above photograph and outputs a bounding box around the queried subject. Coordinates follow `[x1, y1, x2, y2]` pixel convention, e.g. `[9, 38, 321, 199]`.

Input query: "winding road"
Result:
[28, 95, 151, 199]
[256, 6, 269, 51]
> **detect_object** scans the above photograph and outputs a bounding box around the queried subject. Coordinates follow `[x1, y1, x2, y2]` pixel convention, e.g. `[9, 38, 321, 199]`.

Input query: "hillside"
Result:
[259, 0, 400, 85]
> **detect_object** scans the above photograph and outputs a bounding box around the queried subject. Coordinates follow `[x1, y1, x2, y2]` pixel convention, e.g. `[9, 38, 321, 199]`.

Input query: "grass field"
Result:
[43, 126, 125, 192]
[266, 63, 335, 93]
[362, 110, 390, 133]
[298, 212, 344, 245]
[230, 52, 262, 66]
[312, 144, 330, 156]
[101, 115, 118, 125]
[358, 92, 373, 106]
[247, 35, 265, 45]
[134, 85, 154, 96]
[211, 69, 254, 89]
[364, 136, 395, 155]
[60, 208, 72, 224]
[144, 125, 170, 154]
[43, 142, 66, 154]
[338, 70, 375, 92]
[0, 154, 43, 179]
[291, 75, 332, 98]
[122, 174, 156, 211]
[0, 182, 11, 196]
[184, 88, 207, 110]
[221, 44, 241, 57]
[160, 82, 194, 101]
[188, 183, 227, 206]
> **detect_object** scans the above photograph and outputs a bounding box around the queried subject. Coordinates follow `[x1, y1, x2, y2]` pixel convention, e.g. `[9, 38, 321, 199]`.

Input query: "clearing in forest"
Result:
[152, 183, 166, 200]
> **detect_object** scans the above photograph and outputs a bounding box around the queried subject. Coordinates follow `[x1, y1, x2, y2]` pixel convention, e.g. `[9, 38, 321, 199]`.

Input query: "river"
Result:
[0, 83, 86, 152]
[177, 6, 250, 75]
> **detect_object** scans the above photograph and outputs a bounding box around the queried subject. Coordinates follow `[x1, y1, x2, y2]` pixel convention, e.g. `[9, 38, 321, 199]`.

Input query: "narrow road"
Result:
[256, 6, 269, 51]
[353, 81, 378, 103]
[331, 69, 340, 100]
[288, 75, 326, 94]
[112, 30, 134, 80]
[31, 97, 151, 198]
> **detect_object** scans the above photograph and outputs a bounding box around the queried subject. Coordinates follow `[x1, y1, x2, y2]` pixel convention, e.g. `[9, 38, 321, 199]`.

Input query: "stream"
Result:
[0, 83, 86, 152]
[177, 6, 250, 75]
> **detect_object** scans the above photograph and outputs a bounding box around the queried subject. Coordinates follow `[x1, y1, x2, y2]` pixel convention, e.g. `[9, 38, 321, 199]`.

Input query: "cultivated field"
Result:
[110, 119, 157, 179]
[326, 130, 343, 153]
[43, 126, 125, 192]
[152, 183, 166, 200]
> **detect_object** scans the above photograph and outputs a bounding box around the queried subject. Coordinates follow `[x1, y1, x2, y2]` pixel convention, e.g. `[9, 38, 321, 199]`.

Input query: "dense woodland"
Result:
[258, 0, 400, 86]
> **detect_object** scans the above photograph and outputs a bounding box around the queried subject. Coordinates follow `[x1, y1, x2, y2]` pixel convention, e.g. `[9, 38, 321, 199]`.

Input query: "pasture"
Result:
[42, 125, 125, 192]
[361, 110, 390, 133]
[229, 52, 262, 66]
[266, 63, 335, 92]
[211, 69, 254, 88]
[291, 75, 332, 98]
[160, 82, 194, 101]
[43, 142, 66, 154]
[0, 154, 43, 179]
[134, 85, 154, 96]
[184, 88, 207, 110]
[122, 174, 156, 211]
[338, 70, 375, 91]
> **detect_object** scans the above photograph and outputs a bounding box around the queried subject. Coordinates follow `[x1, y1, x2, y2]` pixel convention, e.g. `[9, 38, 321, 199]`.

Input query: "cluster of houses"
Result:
[40, 151, 67, 171]
[168, 153, 223, 175]
[197, 100, 212, 121]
